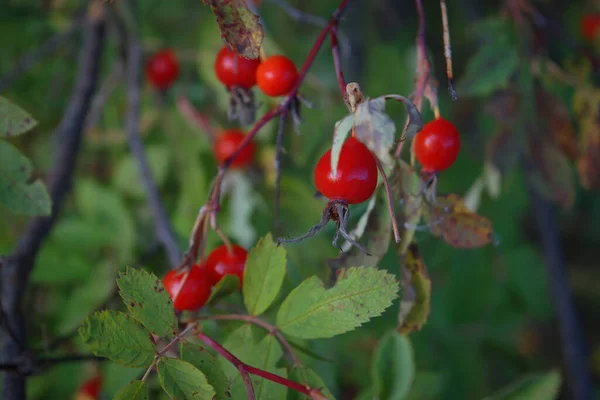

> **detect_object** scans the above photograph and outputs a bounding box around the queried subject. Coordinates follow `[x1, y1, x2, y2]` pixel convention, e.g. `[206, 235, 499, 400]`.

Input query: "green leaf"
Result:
[243, 233, 287, 316]
[221, 328, 287, 400]
[203, 0, 264, 59]
[206, 274, 240, 306]
[117, 267, 178, 338]
[79, 311, 155, 368]
[225, 170, 261, 248]
[180, 342, 230, 400]
[276, 266, 399, 339]
[397, 243, 431, 335]
[0, 140, 51, 216]
[113, 146, 171, 199]
[483, 370, 561, 400]
[289, 366, 336, 400]
[353, 97, 396, 165]
[457, 44, 519, 97]
[113, 380, 149, 400]
[0, 96, 38, 137]
[330, 114, 354, 175]
[157, 357, 216, 400]
[372, 331, 415, 400]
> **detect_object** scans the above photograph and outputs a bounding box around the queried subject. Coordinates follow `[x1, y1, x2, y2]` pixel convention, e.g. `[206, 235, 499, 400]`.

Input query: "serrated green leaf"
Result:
[204, 0, 264, 59]
[206, 274, 240, 306]
[0, 140, 51, 216]
[0, 96, 38, 137]
[457, 44, 519, 97]
[289, 366, 336, 400]
[243, 233, 287, 316]
[372, 331, 415, 400]
[330, 114, 354, 175]
[276, 266, 399, 339]
[221, 328, 287, 400]
[158, 357, 216, 400]
[113, 380, 148, 400]
[397, 243, 431, 335]
[79, 311, 155, 368]
[180, 342, 230, 400]
[117, 267, 178, 338]
[483, 370, 561, 400]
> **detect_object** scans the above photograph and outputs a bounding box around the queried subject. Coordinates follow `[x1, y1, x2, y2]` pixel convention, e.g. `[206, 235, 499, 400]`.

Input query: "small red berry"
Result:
[414, 117, 461, 173]
[145, 49, 180, 90]
[256, 55, 298, 97]
[213, 129, 256, 168]
[581, 14, 600, 41]
[162, 265, 212, 311]
[314, 136, 378, 205]
[214, 47, 261, 89]
[205, 244, 248, 286]
[75, 376, 102, 400]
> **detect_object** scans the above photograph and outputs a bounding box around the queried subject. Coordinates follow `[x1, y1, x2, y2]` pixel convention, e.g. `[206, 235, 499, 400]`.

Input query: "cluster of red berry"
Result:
[163, 244, 249, 311]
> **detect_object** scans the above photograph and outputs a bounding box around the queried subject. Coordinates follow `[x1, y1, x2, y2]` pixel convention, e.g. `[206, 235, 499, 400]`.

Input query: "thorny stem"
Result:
[375, 158, 401, 243]
[182, 0, 353, 268]
[193, 314, 302, 366]
[196, 332, 318, 399]
[439, 0, 457, 100]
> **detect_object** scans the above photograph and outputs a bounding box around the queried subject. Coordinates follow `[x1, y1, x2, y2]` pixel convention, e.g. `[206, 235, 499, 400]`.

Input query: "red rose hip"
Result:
[162, 265, 211, 311]
[213, 129, 256, 168]
[205, 244, 248, 286]
[256, 55, 298, 97]
[146, 49, 180, 90]
[414, 117, 460, 173]
[214, 46, 261, 89]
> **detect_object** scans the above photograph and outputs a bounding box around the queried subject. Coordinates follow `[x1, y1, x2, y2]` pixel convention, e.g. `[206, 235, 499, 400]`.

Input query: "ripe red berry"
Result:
[314, 136, 378, 204]
[213, 129, 256, 168]
[414, 117, 461, 173]
[205, 244, 248, 286]
[162, 265, 212, 311]
[256, 55, 298, 97]
[75, 376, 102, 400]
[581, 14, 600, 41]
[145, 49, 180, 90]
[214, 46, 261, 89]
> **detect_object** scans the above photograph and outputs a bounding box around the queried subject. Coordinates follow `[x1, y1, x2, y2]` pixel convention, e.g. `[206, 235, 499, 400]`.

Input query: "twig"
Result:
[528, 185, 594, 400]
[141, 323, 196, 382]
[176, 96, 218, 141]
[0, 10, 106, 400]
[439, 0, 457, 100]
[273, 111, 287, 228]
[125, 39, 181, 267]
[85, 61, 124, 131]
[0, 15, 85, 92]
[330, 27, 347, 103]
[375, 158, 401, 243]
[197, 331, 319, 399]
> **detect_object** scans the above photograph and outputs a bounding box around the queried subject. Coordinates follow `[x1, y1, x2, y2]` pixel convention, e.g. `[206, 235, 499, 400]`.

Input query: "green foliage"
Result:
[113, 145, 171, 199]
[157, 357, 216, 399]
[0, 95, 37, 137]
[371, 331, 415, 400]
[206, 274, 240, 305]
[483, 370, 561, 400]
[79, 311, 155, 368]
[289, 367, 336, 400]
[180, 342, 231, 400]
[113, 381, 149, 400]
[243, 233, 287, 316]
[276, 266, 399, 339]
[0, 140, 51, 215]
[117, 267, 178, 338]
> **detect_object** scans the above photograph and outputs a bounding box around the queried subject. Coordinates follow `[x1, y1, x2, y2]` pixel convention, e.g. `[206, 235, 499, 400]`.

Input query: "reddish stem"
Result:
[375, 158, 401, 243]
[176, 95, 218, 141]
[196, 332, 314, 398]
[330, 27, 347, 102]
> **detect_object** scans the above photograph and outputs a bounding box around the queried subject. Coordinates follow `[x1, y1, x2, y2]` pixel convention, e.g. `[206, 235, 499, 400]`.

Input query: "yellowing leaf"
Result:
[423, 194, 493, 248]
[397, 243, 431, 335]
[535, 87, 579, 161]
[204, 0, 264, 59]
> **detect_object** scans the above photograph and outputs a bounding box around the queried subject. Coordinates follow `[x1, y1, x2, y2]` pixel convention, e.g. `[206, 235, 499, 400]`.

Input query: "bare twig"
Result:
[274, 111, 288, 228]
[375, 158, 401, 243]
[176, 96, 218, 141]
[85, 61, 124, 130]
[0, 15, 86, 92]
[439, 0, 456, 100]
[125, 39, 181, 267]
[330, 27, 347, 104]
[0, 10, 106, 399]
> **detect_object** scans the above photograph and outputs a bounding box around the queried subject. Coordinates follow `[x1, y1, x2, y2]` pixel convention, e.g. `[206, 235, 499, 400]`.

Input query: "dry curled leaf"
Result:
[390, 160, 423, 255]
[397, 242, 431, 335]
[203, 0, 264, 59]
[423, 194, 493, 248]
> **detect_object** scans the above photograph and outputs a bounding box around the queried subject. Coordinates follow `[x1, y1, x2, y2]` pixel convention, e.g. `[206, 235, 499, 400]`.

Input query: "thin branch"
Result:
[0, 14, 85, 92]
[1, 10, 106, 399]
[439, 0, 457, 100]
[330, 27, 347, 103]
[125, 39, 181, 267]
[375, 158, 401, 243]
[176, 96, 218, 141]
[85, 61, 124, 131]
[274, 111, 287, 228]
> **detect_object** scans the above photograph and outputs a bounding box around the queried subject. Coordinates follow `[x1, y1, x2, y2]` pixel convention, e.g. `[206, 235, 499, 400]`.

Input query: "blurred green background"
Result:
[2, 0, 600, 399]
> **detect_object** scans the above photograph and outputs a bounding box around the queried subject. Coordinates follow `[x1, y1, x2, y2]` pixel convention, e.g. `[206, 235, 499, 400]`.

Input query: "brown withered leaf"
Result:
[397, 242, 431, 335]
[203, 0, 264, 59]
[535, 87, 579, 160]
[573, 88, 600, 190]
[423, 194, 493, 248]
[527, 137, 576, 209]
